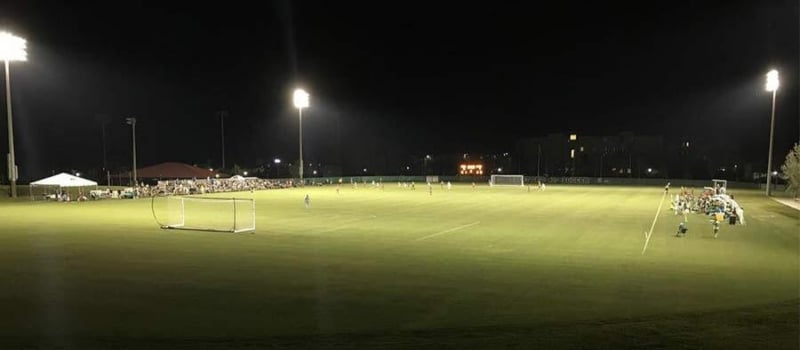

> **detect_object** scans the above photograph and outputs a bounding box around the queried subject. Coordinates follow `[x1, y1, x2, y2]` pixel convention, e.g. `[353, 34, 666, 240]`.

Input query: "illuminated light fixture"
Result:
[363, 168, 367, 172]
[570, 149, 575, 159]
[313, 170, 317, 175]
[766, 69, 779, 92]
[0, 32, 27, 62]
[209, 168, 213, 171]
[215, 174, 220, 178]
[274, 158, 281, 164]
[647, 168, 652, 173]
[243, 171, 248, 176]
[75, 172, 81, 177]
[569, 134, 577, 141]
[293, 88, 310, 109]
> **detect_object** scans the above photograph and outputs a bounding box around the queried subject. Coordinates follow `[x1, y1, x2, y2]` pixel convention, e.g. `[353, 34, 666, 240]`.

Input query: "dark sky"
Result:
[0, 1, 798, 178]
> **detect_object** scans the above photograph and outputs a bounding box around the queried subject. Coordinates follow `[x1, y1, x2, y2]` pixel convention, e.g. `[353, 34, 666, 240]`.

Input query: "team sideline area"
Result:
[0, 184, 797, 348]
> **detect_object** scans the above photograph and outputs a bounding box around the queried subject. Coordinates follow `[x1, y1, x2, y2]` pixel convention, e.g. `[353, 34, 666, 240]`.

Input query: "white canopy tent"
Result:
[29, 173, 98, 200]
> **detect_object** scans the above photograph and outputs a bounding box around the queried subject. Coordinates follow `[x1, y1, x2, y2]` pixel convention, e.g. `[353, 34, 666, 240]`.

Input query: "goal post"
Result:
[153, 196, 255, 233]
[490, 174, 524, 186]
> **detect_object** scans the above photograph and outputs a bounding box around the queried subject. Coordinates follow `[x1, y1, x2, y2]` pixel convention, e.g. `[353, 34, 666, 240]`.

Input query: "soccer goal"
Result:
[153, 196, 255, 233]
[490, 174, 524, 186]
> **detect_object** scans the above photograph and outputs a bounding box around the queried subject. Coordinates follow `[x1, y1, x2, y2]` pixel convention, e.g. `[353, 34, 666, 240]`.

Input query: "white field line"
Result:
[316, 217, 374, 233]
[415, 221, 481, 241]
[641, 191, 667, 255]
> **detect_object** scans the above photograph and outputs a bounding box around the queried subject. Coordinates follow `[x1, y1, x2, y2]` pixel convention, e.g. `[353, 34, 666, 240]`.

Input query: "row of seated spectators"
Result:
[136, 178, 295, 197]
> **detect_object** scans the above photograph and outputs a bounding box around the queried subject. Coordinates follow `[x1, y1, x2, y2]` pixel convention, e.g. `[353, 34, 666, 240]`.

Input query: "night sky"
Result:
[0, 1, 798, 179]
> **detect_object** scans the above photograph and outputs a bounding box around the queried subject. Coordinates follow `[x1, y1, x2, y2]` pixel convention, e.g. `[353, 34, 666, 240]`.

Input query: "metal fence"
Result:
[295, 175, 762, 189]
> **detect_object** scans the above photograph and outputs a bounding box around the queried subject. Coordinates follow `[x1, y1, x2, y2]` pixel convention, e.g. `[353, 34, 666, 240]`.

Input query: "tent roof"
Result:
[131, 162, 223, 179]
[31, 173, 98, 187]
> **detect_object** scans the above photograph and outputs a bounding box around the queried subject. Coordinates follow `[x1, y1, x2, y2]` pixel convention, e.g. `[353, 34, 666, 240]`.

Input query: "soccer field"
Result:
[0, 184, 798, 348]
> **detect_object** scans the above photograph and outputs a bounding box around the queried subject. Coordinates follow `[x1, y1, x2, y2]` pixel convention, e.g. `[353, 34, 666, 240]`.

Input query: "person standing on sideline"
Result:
[304, 194, 311, 209]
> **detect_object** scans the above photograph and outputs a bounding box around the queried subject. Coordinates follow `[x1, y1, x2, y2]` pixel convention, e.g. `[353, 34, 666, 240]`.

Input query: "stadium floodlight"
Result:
[764, 69, 779, 196]
[75, 172, 81, 177]
[1, 31, 27, 198]
[243, 171, 248, 176]
[766, 70, 779, 92]
[293, 88, 310, 184]
[274, 158, 281, 164]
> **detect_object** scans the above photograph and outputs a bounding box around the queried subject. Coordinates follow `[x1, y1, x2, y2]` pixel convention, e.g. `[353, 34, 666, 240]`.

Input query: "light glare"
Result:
[0, 31, 27, 62]
[766, 69, 779, 92]
[293, 89, 310, 109]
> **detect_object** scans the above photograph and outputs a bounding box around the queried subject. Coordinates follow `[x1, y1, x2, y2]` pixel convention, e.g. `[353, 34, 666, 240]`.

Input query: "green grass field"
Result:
[0, 184, 797, 349]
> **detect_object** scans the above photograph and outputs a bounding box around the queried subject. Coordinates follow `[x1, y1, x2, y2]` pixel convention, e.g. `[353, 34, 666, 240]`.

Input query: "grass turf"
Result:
[0, 184, 797, 348]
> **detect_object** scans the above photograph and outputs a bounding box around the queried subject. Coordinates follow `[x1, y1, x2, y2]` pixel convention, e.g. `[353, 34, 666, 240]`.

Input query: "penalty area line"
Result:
[416, 221, 481, 241]
[641, 191, 667, 255]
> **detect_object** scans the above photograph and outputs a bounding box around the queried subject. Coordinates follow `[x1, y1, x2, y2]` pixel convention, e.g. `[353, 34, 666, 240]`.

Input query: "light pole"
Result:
[219, 111, 227, 170]
[274, 158, 281, 178]
[0, 31, 27, 198]
[599, 150, 608, 179]
[424, 154, 431, 175]
[293, 89, 309, 184]
[126, 117, 137, 187]
[765, 69, 779, 196]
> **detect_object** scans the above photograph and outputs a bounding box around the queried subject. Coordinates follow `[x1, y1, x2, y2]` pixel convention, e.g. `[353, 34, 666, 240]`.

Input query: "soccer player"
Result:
[336, 184, 340, 195]
[664, 182, 671, 194]
[447, 181, 452, 191]
[304, 194, 311, 209]
[675, 222, 688, 237]
[712, 219, 720, 238]
[428, 182, 432, 196]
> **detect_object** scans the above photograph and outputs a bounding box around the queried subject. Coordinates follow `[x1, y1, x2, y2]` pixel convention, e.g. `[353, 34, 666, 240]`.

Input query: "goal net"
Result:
[490, 174, 524, 186]
[154, 196, 255, 233]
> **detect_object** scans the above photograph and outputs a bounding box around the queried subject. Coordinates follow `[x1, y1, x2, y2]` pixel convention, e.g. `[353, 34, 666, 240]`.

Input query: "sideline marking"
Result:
[416, 221, 481, 241]
[641, 191, 667, 255]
